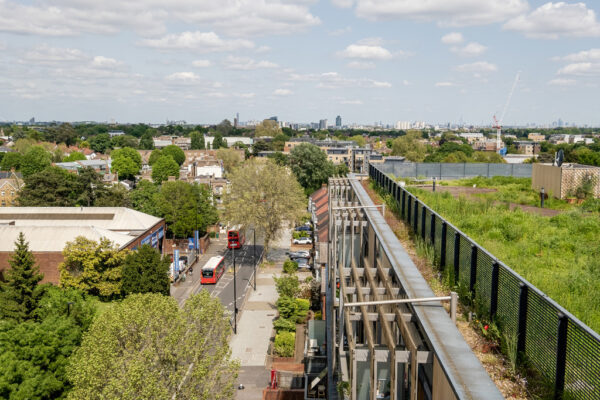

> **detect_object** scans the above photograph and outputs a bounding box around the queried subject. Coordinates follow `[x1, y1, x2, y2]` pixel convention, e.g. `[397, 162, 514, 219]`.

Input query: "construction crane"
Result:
[493, 71, 520, 154]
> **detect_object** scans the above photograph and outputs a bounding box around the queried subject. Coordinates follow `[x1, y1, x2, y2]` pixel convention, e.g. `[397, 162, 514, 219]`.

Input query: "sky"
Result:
[0, 0, 599, 126]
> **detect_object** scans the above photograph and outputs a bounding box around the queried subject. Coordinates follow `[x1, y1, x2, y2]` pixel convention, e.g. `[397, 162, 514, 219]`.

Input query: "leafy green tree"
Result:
[139, 132, 154, 150]
[67, 292, 239, 400]
[391, 132, 427, 161]
[216, 148, 242, 173]
[19, 167, 80, 206]
[148, 149, 162, 165]
[272, 133, 289, 151]
[63, 151, 86, 162]
[151, 155, 180, 184]
[21, 146, 51, 177]
[58, 237, 128, 299]
[267, 151, 289, 166]
[336, 163, 349, 176]
[255, 119, 282, 137]
[130, 180, 162, 216]
[121, 245, 170, 296]
[110, 134, 138, 149]
[349, 134, 366, 147]
[0, 152, 22, 171]
[94, 184, 131, 207]
[0, 233, 44, 322]
[111, 147, 142, 180]
[89, 133, 111, 153]
[289, 143, 336, 194]
[252, 140, 273, 155]
[223, 158, 305, 254]
[190, 131, 205, 150]
[274, 331, 295, 357]
[212, 132, 227, 149]
[216, 119, 233, 136]
[161, 145, 185, 165]
[157, 181, 217, 238]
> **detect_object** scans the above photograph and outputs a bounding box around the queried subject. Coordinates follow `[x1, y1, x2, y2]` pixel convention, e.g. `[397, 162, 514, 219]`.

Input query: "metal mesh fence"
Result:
[369, 164, 600, 399]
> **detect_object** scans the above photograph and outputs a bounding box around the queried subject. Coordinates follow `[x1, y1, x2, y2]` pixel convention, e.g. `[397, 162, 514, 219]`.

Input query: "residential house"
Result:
[0, 171, 23, 207]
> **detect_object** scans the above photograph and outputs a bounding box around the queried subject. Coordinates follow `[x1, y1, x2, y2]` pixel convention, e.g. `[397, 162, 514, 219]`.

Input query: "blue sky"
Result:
[0, 0, 599, 126]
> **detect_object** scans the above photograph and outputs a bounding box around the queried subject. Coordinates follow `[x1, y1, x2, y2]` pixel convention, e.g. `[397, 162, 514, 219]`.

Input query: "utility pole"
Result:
[253, 229, 257, 291]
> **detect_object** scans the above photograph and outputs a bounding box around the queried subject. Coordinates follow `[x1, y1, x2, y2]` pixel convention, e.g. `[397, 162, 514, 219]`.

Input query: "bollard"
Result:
[540, 187, 545, 208]
[432, 177, 436, 192]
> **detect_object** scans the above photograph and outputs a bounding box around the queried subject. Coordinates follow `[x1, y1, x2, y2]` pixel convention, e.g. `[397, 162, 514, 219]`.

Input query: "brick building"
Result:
[0, 171, 23, 207]
[0, 207, 165, 284]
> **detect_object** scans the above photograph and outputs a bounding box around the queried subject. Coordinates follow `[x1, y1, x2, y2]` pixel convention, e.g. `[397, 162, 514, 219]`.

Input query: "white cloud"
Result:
[0, 0, 320, 38]
[331, 0, 355, 8]
[435, 82, 456, 87]
[353, 0, 528, 26]
[91, 56, 122, 68]
[556, 49, 600, 62]
[441, 32, 464, 44]
[504, 2, 600, 39]
[340, 99, 363, 105]
[140, 31, 254, 52]
[192, 60, 212, 68]
[166, 72, 200, 82]
[455, 61, 497, 73]
[548, 78, 576, 86]
[273, 88, 293, 96]
[329, 26, 352, 36]
[451, 42, 487, 57]
[235, 92, 256, 98]
[255, 46, 271, 54]
[22, 45, 87, 64]
[557, 62, 600, 76]
[347, 61, 376, 69]
[338, 43, 393, 60]
[224, 56, 279, 70]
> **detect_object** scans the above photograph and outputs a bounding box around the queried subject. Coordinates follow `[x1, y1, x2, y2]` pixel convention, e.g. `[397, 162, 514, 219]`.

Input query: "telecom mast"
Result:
[493, 71, 520, 154]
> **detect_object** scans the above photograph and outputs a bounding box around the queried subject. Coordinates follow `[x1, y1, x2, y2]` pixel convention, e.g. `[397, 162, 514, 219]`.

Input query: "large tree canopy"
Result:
[67, 292, 239, 400]
[121, 245, 170, 296]
[151, 155, 180, 184]
[21, 146, 51, 177]
[161, 145, 185, 166]
[223, 158, 305, 254]
[288, 143, 336, 194]
[110, 147, 142, 180]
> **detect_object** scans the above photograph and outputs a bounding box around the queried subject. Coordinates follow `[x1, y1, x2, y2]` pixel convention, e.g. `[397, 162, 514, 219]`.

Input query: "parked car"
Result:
[288, 250, 310, 259]
[295, 226, 312, 232]
[293, 237, 312, 245]
[295, 257, 310, 269]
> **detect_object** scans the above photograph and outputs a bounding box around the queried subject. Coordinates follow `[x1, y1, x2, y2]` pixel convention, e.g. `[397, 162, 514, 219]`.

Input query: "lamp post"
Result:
[233, 245, 237, 334]
[253, 229, 256, 291]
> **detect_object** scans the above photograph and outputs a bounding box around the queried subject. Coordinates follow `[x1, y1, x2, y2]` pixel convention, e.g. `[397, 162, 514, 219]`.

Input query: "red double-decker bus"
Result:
[227, 226, 245, 249]
[201, 256, 226, 284]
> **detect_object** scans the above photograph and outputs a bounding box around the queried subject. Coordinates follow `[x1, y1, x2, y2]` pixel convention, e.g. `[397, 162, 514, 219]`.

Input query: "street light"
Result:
[232, 245, 237, 334]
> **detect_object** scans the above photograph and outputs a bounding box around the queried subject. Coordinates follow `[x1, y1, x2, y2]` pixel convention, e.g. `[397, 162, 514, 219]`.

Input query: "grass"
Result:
[403, 184, 600, 332]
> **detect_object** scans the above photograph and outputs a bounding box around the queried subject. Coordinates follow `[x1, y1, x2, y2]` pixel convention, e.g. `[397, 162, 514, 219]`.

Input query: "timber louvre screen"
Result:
[368, 163, 600, 400]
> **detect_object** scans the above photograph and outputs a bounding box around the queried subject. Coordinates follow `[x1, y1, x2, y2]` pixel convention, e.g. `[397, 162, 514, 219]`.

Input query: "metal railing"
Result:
[369, 163, 600, 400]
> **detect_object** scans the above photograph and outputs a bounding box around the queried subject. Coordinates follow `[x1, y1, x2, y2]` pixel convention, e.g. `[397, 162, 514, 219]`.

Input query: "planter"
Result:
[566, 197, 577, 204]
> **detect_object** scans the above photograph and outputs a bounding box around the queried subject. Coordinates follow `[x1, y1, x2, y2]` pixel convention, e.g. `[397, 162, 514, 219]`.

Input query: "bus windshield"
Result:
[202, 270, 213, 278]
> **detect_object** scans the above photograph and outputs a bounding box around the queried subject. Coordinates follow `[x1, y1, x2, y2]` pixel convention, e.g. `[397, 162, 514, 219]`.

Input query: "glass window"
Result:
[202, 270, 213, 278]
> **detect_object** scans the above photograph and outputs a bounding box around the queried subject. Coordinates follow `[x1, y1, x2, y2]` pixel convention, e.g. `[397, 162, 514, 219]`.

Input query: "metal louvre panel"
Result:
[566, 323, 600, 399]
[525, 290, 559, 381]
[475, 251, 493, 313]
[496, 267, 520, 336]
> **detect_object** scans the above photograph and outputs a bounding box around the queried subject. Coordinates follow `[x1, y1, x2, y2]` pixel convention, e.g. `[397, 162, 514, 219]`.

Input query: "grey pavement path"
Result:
[232, 227, 292, 399]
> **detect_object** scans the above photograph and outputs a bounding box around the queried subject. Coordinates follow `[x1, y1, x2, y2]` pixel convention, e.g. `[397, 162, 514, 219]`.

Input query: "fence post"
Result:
[554, 313, 568, 400]
[407, 196, 412, 225]
[517, 283, 529, 357]
[413, 200, 419, 232]
[440, 222, 447, 270]
[421, 207, 426, 240]
[490, 262, 499, 320]
[430, 213, 435, 245]
[401, 190, 406, 218]
[453, 232, 460, 285]
[470, 245, 477, 300]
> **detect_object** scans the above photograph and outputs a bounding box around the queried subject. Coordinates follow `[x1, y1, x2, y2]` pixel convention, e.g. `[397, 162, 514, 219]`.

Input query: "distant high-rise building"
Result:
[234, 112, 239, 128]
[319, 119, 328, 130]
[395, 121, 411, 130]
[335, 115, 342, 127]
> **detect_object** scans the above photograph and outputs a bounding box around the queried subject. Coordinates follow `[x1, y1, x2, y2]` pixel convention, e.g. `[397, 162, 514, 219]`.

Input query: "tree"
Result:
[139, 132, 154, 150]
[19, 166, 80, 206]
[267, 152, 289, 166]
[0, 152, 22, 171]
[130, 180, 162, 217]
[349, 134, 366, 147]
[272, 133, 289, 151]
[89, 133, 111, 153]
[391, 132, 427, 161]
[110, 134, 138, 149]
[0, 233, 44, 322]
[111, 147, 142, 180]
[216, 119, 233, 136]
[121, 245, 170, 296]
[252, 140, 273, 155]
[148, 149, 162, 165]
[216, 148, 242, 173]
[223, 158, 305, 254]
[67, 292, 239, 400]
[58, 237, 128, 299]
[157, 181, 217, 238]
[21, 146, 51, 177]
[212, 132, 227, 149]
[151, 155, 180, 184]
[161, 144, 185, 165]
[255, 119, 282, 137]
[190, 131, 205, 150]
[289, 143, 336, 194]
[63, 151, 86, 162]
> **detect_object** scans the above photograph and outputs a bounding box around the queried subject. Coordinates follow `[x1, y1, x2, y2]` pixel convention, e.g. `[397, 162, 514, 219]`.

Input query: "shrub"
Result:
[292, 231, 309, 239]
[283, 259, 298, 274]
[274, 275, 300, 298]
[273, 317, 296, 333]
[276, 296, 299, 320]
[274, 331, 295, 357]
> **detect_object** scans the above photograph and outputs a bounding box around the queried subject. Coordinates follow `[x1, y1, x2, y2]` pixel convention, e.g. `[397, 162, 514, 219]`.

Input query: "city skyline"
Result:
[0, 1, 599, 126]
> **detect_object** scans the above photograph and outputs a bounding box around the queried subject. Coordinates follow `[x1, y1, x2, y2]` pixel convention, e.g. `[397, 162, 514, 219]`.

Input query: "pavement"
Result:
[231, 228, 293, 400]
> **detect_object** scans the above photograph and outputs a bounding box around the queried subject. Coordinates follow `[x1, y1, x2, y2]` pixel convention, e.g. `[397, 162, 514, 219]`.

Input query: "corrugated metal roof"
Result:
[0, 226, 135, 252]
[0, 207, 162, 231]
